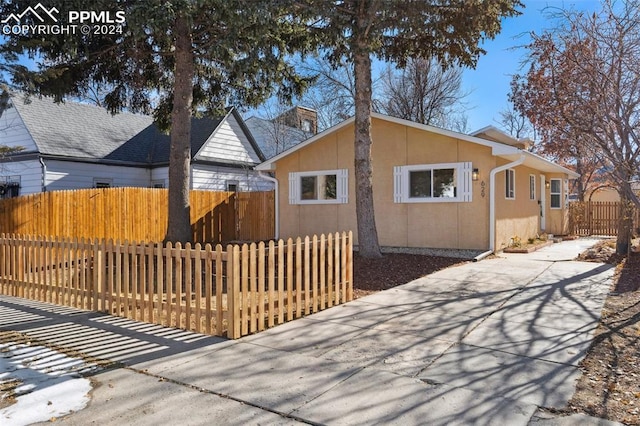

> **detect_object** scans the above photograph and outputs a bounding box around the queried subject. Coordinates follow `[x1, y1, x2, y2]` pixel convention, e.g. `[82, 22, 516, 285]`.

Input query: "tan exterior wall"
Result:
[273, 117, 572, 251]
[494, 163, 542, 250]
[276, 118, 492, 250]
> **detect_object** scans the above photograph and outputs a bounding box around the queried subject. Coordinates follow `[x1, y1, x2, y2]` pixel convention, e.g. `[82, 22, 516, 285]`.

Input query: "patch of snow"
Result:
[1, 342, 97, 425]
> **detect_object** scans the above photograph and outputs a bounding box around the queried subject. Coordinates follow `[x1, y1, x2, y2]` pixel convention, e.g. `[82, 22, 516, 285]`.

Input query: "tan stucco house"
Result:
[256, 113, 579, 253]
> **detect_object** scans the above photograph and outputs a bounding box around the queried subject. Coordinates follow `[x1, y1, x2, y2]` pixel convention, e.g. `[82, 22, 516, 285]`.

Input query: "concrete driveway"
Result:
[0, 238, 622, 425]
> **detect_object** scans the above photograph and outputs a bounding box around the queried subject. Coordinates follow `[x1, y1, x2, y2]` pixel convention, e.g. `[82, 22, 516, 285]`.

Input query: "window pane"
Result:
[550, 179, 561, 193]
[410, 170, 432, 198]
[529, 176, 535, 199]
[551, 194, 561, 208]
[301, 176, 317, 200]
[505, 170, 514, 198]
[319, 174, 337, 200]
[433, 168, 456, 197]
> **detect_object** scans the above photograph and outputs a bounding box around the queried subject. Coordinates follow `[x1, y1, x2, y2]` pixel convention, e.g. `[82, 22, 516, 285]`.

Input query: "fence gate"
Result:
[569, 201, 640, 236]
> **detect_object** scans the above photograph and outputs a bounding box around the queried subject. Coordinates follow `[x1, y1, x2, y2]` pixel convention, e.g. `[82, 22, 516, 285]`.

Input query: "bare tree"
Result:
[497, 106, 532, 140]
[511, 0, 640, 254]
[380, 58, 469, 130]
[298, 55, 382, 132]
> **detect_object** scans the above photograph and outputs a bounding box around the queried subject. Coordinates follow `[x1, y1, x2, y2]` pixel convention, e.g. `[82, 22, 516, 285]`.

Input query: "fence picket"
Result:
[268, 240, 275, 328]
[215, 244, 223, 336]
[244, 243, 252, 335]
[249, 243, 260, 333]
[195, 243, 203, 333]
[257, 242, 266, 332]
[277, 239, 284, 325]
[286, 238, 294, 321]
[0, 232, 353, 339]
[174, 242, 183, 329]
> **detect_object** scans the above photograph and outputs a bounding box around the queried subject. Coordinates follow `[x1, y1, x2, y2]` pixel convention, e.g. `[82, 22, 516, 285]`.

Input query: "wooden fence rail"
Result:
[569, 201, 640, 236]
[0, 232, 353, 339]
[0, 188, 275, 243]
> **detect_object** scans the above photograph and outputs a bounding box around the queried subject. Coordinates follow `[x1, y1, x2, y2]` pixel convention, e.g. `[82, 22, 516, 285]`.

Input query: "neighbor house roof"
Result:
[245, 116, 312, 159]
[256, 112, 579, 179]
[7, 93, 261, 167]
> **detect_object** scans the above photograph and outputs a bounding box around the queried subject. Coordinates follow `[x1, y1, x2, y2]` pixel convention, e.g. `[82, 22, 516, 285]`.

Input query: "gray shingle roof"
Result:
[9, 94, 227, 165]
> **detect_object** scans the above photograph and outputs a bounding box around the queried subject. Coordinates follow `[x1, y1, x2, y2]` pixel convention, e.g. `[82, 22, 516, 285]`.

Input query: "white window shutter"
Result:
[338, 169, 348, 204]
[288, 172, 298, 204]
[460, 162, 472, 202]
[393, 166, 403, 203]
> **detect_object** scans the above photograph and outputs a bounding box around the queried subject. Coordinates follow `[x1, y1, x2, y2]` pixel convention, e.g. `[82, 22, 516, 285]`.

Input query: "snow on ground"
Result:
[1, 342, 99, 425]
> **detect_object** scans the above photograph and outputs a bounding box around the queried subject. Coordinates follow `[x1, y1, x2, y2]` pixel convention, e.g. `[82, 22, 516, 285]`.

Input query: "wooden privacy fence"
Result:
[569, 201, 640, 236]
[0, 188, 275, 243]
[0, 232, 353, 339]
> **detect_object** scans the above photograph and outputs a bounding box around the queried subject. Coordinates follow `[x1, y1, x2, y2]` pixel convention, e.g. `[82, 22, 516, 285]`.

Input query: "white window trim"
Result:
[505, 169, 515, 200]
[550, 178, 562, 209]
[226, 180, 240, 192]
[393, 162, 472, 203]
[529, 174, 536, 200]
[289, 169, 348, 205]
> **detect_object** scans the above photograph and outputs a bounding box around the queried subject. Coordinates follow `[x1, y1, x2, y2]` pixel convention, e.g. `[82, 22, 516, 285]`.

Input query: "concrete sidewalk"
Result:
[0, 238, 623, 425]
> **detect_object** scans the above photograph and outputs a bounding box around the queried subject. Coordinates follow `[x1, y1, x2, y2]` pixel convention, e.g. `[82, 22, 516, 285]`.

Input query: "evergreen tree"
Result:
[0, 0, 312, 242]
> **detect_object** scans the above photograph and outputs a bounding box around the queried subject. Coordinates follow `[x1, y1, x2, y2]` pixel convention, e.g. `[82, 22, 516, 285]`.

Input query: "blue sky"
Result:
[2, 0, 602, 134]
[462, 0, 601, 132]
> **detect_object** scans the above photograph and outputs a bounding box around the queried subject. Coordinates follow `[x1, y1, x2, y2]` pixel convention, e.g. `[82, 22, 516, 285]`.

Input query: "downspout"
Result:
[38, 156, 47, 192]
[258, 171, 279, 239]
[489, 154, 525, 252]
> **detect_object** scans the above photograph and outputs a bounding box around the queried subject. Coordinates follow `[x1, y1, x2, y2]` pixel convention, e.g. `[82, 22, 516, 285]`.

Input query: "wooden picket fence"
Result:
[0, 188, 275, 243]
[569, 201, 640, 236]
[0, 232, 353, 339]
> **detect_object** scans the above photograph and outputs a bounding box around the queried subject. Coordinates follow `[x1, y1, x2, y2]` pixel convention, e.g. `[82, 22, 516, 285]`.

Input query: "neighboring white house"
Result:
[0, 93, 272, 197]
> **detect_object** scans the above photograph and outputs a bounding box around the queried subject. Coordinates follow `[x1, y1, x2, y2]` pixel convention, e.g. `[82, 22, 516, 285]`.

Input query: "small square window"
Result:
[226, 180, 239, 192]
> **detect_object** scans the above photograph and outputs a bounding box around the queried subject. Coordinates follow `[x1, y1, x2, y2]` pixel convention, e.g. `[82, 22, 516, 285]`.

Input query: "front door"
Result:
[540, 175, 546, 231]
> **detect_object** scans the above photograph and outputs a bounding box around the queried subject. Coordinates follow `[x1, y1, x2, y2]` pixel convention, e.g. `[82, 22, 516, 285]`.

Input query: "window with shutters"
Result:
[288, 169, 348, 204]
[393, 162, 473, 203]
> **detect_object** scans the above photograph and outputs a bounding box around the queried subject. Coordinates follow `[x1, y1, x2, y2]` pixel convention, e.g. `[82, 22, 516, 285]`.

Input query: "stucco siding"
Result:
[196, 115, 261, 165]
[276, 117, 493, 250]
[494, 163, 544, 250]
[44, 160, 150, 191]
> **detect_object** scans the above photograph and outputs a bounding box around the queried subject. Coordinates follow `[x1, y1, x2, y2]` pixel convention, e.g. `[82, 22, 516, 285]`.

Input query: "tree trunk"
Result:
[616, 197, 633, 256]
[165, 13, 194, 243]
[352, 16, 381, 258]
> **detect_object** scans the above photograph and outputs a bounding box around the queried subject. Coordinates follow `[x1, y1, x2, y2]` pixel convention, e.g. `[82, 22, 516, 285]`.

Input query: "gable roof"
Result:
[6, 93, 261, 166]
[245, 116, 312, 159]
[256, 112, 579, 178]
